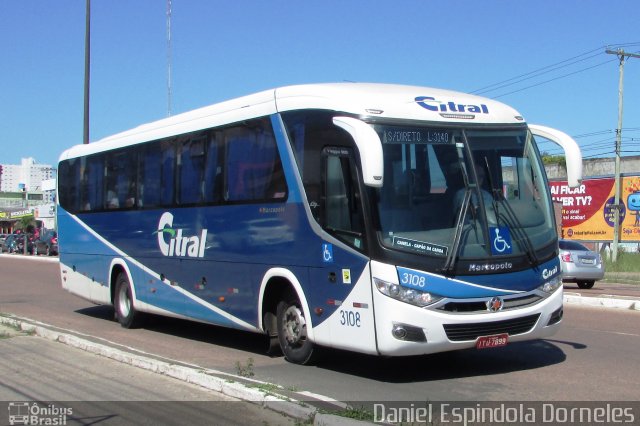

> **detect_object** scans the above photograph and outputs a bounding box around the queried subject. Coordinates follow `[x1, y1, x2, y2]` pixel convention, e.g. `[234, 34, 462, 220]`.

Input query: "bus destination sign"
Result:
[379, 127, 453, 145]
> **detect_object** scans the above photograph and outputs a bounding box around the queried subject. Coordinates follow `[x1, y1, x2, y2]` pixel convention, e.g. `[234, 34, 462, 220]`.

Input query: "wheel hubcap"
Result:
[283, 305, 306, 345]
[118, 286, 130, 317]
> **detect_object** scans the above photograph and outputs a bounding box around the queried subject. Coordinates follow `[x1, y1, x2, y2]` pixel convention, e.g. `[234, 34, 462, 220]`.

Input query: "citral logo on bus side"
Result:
[155, 212, 207, 258]
[415, 96, 489, 114]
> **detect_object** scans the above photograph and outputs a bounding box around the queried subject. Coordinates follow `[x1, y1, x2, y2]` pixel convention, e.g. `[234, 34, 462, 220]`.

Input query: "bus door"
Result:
[309, 147, 376, 353]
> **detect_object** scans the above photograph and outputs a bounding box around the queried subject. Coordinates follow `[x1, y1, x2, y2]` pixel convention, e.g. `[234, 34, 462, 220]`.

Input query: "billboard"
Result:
[549, 176, 640, 242]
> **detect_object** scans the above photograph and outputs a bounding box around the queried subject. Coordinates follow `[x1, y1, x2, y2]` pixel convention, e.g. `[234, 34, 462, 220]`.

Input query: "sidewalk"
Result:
[563, 281, 640, 310]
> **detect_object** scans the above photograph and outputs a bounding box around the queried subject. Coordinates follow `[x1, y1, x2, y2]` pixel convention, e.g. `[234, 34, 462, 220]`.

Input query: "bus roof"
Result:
[59, 83, 525, 162]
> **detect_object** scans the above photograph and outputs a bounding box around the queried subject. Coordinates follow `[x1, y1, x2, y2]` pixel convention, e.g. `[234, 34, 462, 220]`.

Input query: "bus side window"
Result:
[325, 156, 351, 230]
[104, 150, 137, 210]
[59, 159, 81, 213]
[85, 155, 104, 211]
[160, 139, 176, 206]
[225, 127, 252, 201]
[140, 143, 162, 208]
[178, 135, 206, 205]
[74, 155, 104, 212]
[203, 135, 222, 203]
[224, 119, 287, 202]
[322, 150, 365, 250]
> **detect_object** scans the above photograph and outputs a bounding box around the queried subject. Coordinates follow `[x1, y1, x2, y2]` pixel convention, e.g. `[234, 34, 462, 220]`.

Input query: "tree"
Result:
[14, 215, 36, 255]
[540, 152, 567, 168]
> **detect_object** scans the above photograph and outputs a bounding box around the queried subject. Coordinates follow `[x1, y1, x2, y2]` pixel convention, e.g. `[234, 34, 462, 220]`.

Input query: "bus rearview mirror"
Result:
[332, 117, 384, 188]
[529, 124, 583, 188]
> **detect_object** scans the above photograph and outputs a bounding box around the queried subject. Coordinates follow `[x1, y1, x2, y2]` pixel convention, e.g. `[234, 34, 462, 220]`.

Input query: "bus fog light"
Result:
[392, 325, 408, 339]
[392, 323, 427, 342]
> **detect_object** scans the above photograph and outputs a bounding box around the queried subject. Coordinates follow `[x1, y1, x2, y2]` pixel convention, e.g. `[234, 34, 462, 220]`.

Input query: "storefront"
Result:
[0, 209, 39, 234]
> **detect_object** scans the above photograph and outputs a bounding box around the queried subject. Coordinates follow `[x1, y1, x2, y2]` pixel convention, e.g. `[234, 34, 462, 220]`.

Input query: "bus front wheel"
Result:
[114, 272, 141, 328]
[277, 294, 315, 365]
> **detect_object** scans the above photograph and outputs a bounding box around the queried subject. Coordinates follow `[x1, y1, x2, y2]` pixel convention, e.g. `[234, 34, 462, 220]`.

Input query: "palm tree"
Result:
[14, 215, 36, 255]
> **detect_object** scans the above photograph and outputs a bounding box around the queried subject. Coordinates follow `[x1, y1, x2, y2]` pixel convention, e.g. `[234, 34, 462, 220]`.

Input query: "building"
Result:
[0, 157, 56, 203]
[545, 155, 640, 180]
[0, 158, 57, 232]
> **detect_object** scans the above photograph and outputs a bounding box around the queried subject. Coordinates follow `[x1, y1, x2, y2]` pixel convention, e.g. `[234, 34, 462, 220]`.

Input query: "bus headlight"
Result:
[538, 276, 562, 294]
[374, 278, 442, 307]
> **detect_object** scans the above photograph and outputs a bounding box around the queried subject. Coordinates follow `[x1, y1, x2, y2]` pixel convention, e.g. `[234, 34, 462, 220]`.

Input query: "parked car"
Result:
[559, 239, 605, 289]
[1, 234, 19, 253]
[34, 230, 58, 256]
[11, 233, 35, 255]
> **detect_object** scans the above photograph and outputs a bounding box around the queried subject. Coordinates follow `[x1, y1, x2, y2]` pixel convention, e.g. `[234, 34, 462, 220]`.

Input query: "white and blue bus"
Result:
[57, 83, 582, 364]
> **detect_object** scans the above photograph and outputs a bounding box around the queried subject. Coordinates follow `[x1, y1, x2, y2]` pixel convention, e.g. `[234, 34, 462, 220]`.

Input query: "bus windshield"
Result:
[373, 124, 555, 269]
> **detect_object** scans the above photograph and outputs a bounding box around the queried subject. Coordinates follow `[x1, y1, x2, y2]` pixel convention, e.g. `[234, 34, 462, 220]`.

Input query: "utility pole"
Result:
[83, 0, 91, 144]
[166, 0, 172, 116]
[605, 48, 640, 262]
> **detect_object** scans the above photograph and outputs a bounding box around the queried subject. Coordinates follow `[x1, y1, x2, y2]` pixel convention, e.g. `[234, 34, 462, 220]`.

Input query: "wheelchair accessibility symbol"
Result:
[322, 243, 334, 263]
[490, 227, 512, 255]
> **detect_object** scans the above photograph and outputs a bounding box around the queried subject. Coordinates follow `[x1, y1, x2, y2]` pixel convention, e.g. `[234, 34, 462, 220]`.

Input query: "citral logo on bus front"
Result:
[415, 96, 489, 114]
[155, 212, 207, 258]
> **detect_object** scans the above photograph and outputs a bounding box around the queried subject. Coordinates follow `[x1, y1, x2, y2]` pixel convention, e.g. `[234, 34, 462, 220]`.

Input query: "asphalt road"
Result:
[1, 255, 639, 404]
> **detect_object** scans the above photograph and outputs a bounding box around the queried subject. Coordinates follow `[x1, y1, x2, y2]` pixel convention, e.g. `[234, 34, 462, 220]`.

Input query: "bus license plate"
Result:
[476, 333, 508, 349]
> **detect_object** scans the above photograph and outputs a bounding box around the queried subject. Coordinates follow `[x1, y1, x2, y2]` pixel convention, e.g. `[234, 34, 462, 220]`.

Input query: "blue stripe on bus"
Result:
[457, 257, 561, 292]
[59, 203, 369, 328]
[58, 210, 250, 329]
[397, 257, 561, 298]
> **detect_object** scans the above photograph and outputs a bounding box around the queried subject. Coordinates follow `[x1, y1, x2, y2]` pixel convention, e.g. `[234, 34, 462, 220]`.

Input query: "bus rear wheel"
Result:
[277, 294, 316, 365]
[114, 272, 141, 328]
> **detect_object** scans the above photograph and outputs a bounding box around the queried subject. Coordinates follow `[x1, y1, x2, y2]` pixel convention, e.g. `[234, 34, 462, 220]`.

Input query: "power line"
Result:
[473, 51, 604, 95]
[471, 42, 640, 99]
[492, 59, 615, 99]
[471, 46, 605, 94]
[573, 128, 640, 138]
[572, 130, 615, 138]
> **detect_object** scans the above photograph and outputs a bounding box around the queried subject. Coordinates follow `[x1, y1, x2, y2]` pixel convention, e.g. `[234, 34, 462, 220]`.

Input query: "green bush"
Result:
[604, 251, 640, 273]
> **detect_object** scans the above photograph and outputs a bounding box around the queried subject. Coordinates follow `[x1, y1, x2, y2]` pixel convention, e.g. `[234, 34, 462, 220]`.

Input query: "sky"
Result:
[1, 0, 639, 169]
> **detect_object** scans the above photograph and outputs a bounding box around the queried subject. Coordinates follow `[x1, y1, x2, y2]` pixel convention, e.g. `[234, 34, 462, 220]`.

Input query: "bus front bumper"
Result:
[372, 285, 563, 357]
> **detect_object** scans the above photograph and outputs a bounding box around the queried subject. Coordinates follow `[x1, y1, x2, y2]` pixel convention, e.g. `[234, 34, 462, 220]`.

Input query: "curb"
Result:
[0, 314, 370, 426]
[563, 293, 640, 310]
[0, 253, 59, 263]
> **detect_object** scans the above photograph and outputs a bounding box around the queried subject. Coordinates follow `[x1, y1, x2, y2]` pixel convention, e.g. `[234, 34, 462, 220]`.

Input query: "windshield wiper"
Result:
[441, 189, 472, 275]
[480, 157, 501, 227]
[326, 227, 363, 238]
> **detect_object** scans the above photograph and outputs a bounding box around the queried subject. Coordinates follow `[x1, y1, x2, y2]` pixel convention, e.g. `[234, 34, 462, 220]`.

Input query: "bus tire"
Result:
[277, 294, 316, 365]
[114, 272, 141, 328]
